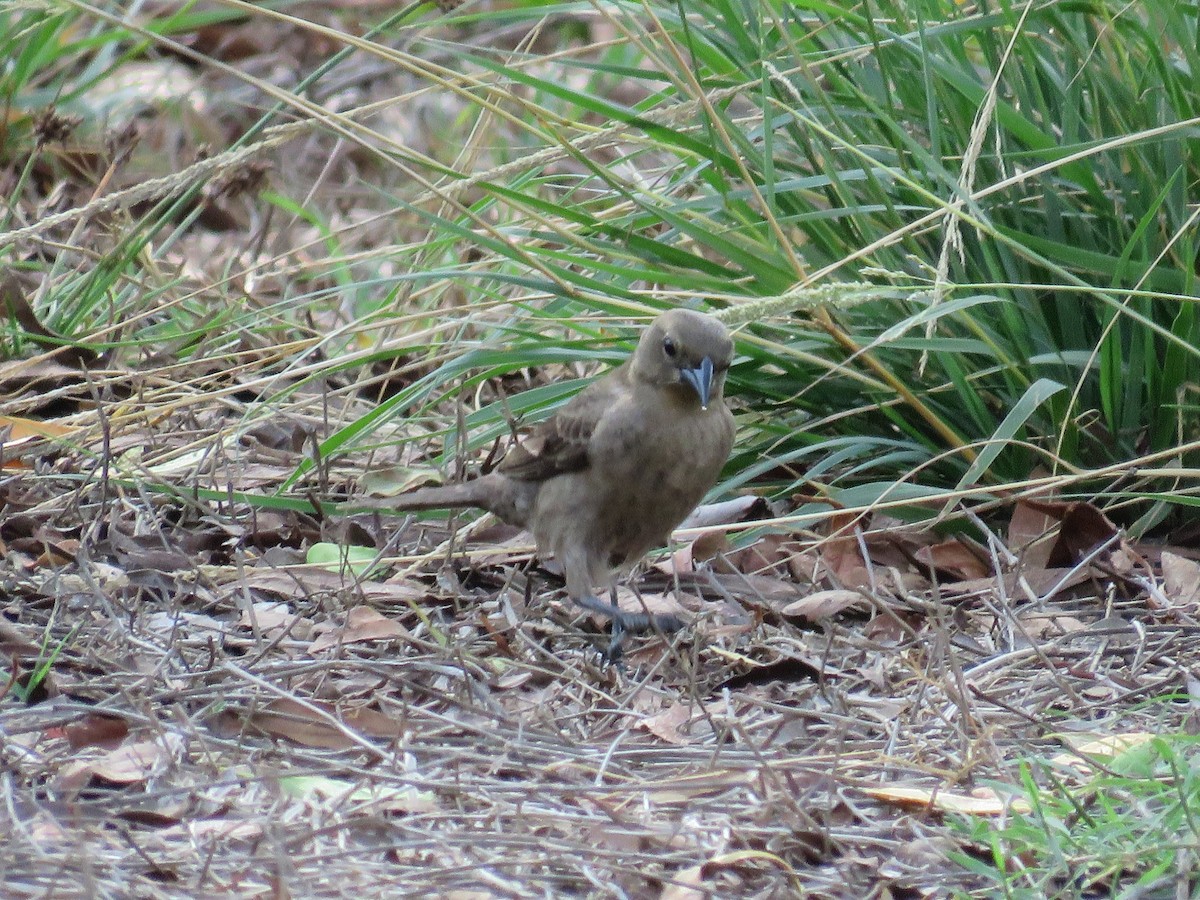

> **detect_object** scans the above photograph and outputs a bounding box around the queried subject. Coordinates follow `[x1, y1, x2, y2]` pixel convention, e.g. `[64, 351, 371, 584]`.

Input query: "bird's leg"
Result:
[606, 585, 627, 663]
[572, 592, 626, 662]
[572, 588, 685, 664]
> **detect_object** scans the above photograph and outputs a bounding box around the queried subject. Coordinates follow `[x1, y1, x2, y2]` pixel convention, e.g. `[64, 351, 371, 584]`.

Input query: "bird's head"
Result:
[631, 309, 734, 409]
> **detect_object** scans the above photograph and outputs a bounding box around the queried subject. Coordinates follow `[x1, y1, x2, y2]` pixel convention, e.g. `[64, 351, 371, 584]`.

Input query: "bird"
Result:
[381, 308, 736, 658]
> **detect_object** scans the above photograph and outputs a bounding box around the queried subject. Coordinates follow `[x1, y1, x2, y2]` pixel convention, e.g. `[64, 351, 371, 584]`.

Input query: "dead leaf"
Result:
[358, 465, 446, 496]
[242, 697, 403, 750]
[639, 703, 691, 745]
[783, 546, 821, 583]
[1014, 499, 1119, 567]
[1108, 546, 1138, 576]
[728, 533, 804, 578]
[160, 819, 264, 843]
[62, 714, 129, 751]
[145, 610, 229, 641]
[863, 784, 1030, 815]
[238, 601, 314, 641]
[33, 533, 79, 568]
[914, 540, 989, 581]
[601, 588, 686, 622]
[660, 864, 706, 900]
[1055, 502, 1121, 561]
[279, 773, 438, 814]
[717, 655, 828, 689]
[820, 513, 872, 589]
[0, 617, 39, 654]
[780, 589, 869, 621]
[1052, 731, 1157, 771]
[234, 567, 428, 605]
[310, 606, 408, 653]
[664, 529, 731, 575]
[1161, 551, 1200, 607]
[1008, 500, 1059, 568]
[677, 495, 768, 530]
[0, 413, 79, 442]
[91, 735, 181, 784]
[1018, 611, 1087, 639]
[709, 572, 799, 606]
[599, 768, 755, 804]
[661, 847, 807, 900]
[0, 273, 101, 367]
[938, 567, 1091, 601]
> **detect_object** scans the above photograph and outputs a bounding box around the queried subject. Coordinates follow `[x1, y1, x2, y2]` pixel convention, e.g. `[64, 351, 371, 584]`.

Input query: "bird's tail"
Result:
[351, 472, 530, 527]
[385, 477, 496, 512]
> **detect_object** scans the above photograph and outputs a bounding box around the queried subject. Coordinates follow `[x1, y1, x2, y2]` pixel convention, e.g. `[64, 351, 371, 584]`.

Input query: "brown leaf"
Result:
[938, 567, 1092, 601]
[1056, 502, 1120, 561]
[0, 617, 39, 655]
[780, 589, 869, 621]
[718, 655, 828, 689]
[639, 703, 691, 745]
[1008, 500, 1059, 568]
[62, 714, 129, 751]
[90, 736, 179, 785]
[33, 534, 79, 568]
[1014, 499, 1119, 567]
[863, 784, 1030, 815]
[0, 413, 78, 442]
[1161, 551, 1200, 607]
[708, 572, 799, 607]
[236, 567, 428, 605]
[1018, 610, 1088, 639]
[819, 512, 872, 588]
[606, 588, 687, 622]
[160, 819, 264, 843]
[309, 606, 408, 653]
[237, 601, 314, 641]
[600, 768, 755, 804]
[243, 697, 403, 750]
[0, 358, 104, 424]
[660, 864, 707, 900]
[670, 529, 732, 574]
[727, 533, 803, 578]
[823, 534, 871, 589]
[914, 540, 989, 581]
[0, 273, 100, 367]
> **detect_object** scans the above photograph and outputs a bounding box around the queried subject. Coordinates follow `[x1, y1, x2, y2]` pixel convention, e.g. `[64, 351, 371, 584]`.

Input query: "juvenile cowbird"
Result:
[386, 309, 735, 656]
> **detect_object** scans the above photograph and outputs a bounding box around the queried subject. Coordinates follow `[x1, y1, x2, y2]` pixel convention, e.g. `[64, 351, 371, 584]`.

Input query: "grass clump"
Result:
[6, 2, 1200, 539]
[954, 735, 1200, 898]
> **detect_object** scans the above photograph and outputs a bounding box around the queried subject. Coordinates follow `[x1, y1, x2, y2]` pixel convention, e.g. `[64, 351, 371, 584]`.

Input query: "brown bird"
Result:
[385, 309, 735, 657]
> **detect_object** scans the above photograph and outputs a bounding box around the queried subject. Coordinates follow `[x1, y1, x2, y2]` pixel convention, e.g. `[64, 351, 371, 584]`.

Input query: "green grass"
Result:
[5, 1, 1199, 536]
[953, 735, 1200, 898]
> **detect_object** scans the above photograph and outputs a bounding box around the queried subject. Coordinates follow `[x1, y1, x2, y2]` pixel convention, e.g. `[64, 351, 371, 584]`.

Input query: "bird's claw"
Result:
[604, 616, 626, 667]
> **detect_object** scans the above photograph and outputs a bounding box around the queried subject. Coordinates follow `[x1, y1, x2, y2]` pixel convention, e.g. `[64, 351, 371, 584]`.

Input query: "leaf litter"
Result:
[5, 380, 1197, 897]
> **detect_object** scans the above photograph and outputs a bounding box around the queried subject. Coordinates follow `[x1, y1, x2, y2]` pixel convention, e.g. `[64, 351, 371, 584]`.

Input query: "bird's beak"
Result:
[679, 356, 715, 409]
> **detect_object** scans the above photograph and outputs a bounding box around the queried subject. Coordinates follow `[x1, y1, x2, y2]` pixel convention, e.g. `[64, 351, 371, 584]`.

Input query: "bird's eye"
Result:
[662, 336, 677, 357]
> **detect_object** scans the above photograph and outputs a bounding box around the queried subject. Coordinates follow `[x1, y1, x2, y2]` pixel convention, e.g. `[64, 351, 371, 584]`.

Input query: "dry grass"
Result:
[3, 411, 1195, 897]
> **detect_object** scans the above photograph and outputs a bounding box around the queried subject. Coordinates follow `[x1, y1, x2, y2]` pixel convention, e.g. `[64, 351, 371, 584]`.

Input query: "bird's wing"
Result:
[496, 366, 629, 482]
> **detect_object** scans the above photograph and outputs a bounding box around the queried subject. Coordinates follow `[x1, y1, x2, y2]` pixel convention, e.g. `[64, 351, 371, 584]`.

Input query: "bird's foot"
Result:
[572, 594, 684, 665]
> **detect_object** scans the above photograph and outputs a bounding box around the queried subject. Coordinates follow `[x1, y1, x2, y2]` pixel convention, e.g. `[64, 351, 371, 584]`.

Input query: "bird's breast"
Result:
[590, 408, 728, 533]
[529, 395, 733, 586]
